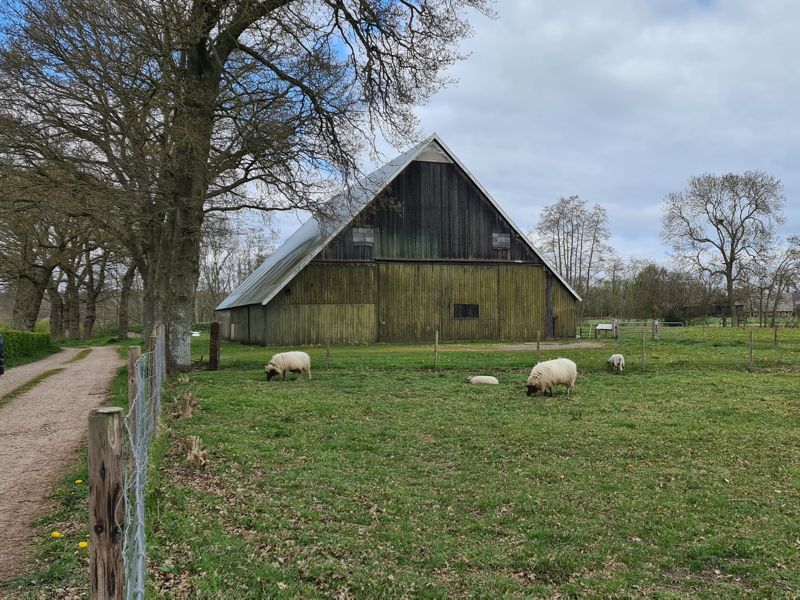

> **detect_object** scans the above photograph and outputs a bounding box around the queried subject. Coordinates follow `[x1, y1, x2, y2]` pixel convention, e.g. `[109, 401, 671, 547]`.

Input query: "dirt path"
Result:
[0, 348, 83, 397]
[0, 346, 124, 582]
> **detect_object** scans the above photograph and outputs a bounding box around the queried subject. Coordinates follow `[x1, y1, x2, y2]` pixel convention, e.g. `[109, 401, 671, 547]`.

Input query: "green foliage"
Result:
[0, 327, 55, 367]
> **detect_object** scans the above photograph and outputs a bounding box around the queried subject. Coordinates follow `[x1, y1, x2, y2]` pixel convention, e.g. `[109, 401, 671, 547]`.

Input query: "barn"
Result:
[215, 134, 580, 345]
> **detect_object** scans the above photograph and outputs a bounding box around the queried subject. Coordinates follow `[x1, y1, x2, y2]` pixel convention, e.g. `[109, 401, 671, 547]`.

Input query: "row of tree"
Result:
[531, 172, 799, 324]
[0, 0, 492, 369]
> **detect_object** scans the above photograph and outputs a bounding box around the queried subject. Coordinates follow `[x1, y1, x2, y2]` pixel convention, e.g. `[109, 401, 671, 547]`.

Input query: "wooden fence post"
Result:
[748, 329, 753, 371]
[434, 330, 439, 370]
[652, 319, 660, 341]
[536, 330, 541, 364]
[127, 346, 140, 439]
[89, 407, 125, 600]
[209, 321, 220, 371]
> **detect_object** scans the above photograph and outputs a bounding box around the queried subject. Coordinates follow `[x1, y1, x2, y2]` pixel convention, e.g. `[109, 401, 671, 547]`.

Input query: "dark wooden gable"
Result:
[315, 159, 540, 263]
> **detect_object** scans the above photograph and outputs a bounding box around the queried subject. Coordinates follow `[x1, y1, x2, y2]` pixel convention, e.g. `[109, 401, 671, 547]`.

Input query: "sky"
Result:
[273, 0, 800, 263]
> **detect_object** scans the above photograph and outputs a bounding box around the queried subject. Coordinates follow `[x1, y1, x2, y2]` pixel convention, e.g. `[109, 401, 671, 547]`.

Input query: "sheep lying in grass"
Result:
[526, 358, 577, 397]
[607, 353, 625, 374]
[466, 375, 499, 385]
[265, 351, 311, 380]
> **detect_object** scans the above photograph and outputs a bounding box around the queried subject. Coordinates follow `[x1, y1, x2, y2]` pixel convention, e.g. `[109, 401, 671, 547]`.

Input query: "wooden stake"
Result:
[209, 321, 220, 371]
[536, 330, 541, 364]
[325, 339, 330, 369]
[127, 346, 140, 439]
[434, 330, 439, 370]
[89, 407, 125, 600]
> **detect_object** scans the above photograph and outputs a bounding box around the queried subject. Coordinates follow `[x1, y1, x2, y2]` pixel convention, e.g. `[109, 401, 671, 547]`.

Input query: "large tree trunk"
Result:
[726, 272, 738, 328]
[157, 87, 215, 371]
[65, 276, 81, 340]
[117, 265, 136, 340]
[47, 280, 64, 340]
[11, 274, 47, 331]
[83, 293, 97, 339]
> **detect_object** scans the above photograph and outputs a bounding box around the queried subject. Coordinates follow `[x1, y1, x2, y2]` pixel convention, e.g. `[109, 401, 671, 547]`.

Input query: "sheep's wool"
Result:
[468, 375, 499, 385]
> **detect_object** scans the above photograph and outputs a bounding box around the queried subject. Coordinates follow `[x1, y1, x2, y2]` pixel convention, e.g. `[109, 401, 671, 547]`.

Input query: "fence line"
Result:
[123, 326, 166, 599]
[90, 325, 166, 599]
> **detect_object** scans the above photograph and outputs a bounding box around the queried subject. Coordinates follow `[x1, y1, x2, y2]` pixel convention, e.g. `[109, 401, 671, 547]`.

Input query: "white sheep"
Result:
[526, 358, 577, 397]
[607, 353, 625, 374]
[265, 351, 312, 380]
[466, 375, 499, 385]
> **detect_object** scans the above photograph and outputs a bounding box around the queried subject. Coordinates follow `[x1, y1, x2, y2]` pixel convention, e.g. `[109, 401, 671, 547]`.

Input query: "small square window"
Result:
[454, 304, 479, 319]
[353, 227, 375, 245]
[492, 232, 510, 249]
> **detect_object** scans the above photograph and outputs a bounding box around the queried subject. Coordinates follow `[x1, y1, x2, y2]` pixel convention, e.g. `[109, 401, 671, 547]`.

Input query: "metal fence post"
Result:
[536, 330, 541, 364]
[434, 330, 439, 370]
[89, 407, 125, 600]
[748, 329, 753, 371]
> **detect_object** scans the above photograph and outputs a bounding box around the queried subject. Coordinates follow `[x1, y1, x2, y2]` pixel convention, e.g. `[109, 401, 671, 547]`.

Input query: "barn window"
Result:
[492, 232, 510, 249]
[454, 304, 479, 319]
[352, 227, 375, 245]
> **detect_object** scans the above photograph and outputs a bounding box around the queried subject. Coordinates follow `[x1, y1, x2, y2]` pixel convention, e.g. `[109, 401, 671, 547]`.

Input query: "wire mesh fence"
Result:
[122, 327, 166, 600]
[215, 324, 800, 376]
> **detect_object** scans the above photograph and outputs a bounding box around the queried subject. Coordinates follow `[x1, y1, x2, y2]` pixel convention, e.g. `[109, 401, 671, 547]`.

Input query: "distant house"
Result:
[747, 292, 797, 318]
[215, 134, 581, 345]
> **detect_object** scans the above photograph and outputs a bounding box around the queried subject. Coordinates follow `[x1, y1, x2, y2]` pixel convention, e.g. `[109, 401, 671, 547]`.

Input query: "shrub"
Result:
[0, 327, 53, 365]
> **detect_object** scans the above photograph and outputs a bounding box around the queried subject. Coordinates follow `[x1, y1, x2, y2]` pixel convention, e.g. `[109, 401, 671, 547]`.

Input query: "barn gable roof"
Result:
[216, 134, 581, 311]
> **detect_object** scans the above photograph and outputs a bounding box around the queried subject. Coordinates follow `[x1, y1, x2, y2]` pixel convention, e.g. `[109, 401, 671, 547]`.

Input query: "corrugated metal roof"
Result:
[216, 133, 581, 311]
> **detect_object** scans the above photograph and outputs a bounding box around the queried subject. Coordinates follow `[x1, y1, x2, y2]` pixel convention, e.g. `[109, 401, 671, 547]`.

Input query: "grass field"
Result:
[4, 328, 800, 598]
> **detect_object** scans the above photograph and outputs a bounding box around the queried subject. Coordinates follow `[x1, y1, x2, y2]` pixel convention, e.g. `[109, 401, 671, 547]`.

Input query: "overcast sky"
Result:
[274, 0, 799, 262]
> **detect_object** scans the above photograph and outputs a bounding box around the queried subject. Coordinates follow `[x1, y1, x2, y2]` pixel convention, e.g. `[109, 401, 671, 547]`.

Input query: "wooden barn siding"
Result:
[378, 263, 567, 342]
[552, 283, 577, 338]
[215, 310, 231, 340]
[263, 304, 376, 345]
[227, 306, 250, 343]
[317, 161, 540, 263]
[262, 263, 377, 344]
[226, 262, 575, 345]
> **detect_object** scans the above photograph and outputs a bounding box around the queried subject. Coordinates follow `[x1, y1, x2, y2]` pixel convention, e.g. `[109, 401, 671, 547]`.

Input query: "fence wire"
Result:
[122, 330, 165, 600]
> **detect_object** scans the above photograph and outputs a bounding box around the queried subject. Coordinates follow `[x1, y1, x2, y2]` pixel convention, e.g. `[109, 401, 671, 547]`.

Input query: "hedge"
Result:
[0, 328, 53, 366]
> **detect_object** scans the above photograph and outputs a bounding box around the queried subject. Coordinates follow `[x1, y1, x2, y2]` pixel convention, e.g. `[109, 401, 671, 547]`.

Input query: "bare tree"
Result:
[745, 236, 800, 326]
[531, 196, 612, 296]
[1, 0, 493, 369]
[196, 212, 280, 322]
[662, 171, 785, 327]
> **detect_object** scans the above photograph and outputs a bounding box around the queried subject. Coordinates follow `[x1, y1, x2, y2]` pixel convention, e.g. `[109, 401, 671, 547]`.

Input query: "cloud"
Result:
[273, 0, 798, 263]
[413, 0, 800, 261]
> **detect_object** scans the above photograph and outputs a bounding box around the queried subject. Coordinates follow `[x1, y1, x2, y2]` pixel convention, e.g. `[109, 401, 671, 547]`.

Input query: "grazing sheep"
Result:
[526, 358, 577, 397]
[607, 353, 625, 374]
[466, 375, 499, 385]
[265, 351, 312, 380]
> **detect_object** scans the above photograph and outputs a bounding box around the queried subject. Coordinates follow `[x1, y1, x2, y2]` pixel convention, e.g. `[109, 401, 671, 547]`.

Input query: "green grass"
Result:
[0, 368, 65, 408]
[63, 348, 92, 363]
[4, 327, 800, 598]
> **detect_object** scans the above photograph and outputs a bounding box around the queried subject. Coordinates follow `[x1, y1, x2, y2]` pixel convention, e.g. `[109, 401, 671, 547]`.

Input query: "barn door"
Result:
[378, 263, 441, 342]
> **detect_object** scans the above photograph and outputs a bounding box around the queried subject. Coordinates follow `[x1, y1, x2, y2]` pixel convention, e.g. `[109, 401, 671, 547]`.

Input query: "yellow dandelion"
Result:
[50, 531, 62, 538]
[74, 479, 83, 484]
[78, 541, 89, 548]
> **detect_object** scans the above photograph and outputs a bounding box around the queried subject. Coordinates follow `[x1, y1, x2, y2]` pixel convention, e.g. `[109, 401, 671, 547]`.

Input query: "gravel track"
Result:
[0, 346, 123, 582]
